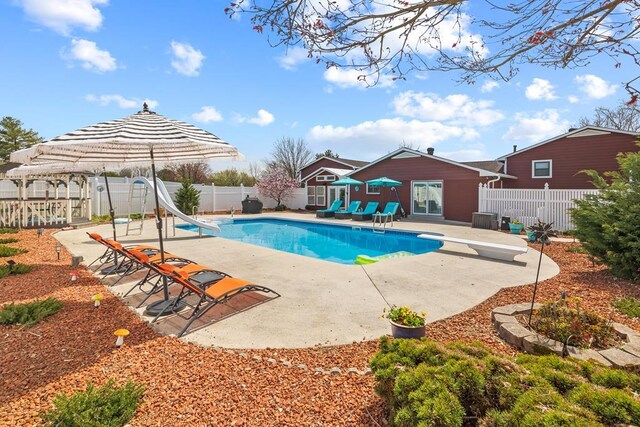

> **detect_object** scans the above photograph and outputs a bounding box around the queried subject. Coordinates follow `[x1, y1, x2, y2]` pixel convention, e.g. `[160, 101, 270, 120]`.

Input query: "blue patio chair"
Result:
[372, 202, 400, 223]
[334, 201, 362, 219]
[316, 199, 343, 218]
[351, 202, 380, 221]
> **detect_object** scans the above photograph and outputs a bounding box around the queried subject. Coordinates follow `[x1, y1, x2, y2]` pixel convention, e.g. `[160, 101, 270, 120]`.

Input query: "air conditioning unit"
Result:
[472, 212, 498, 230]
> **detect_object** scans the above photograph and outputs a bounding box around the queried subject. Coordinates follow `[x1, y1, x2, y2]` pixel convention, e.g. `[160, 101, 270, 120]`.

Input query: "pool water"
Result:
[177, 218, 442, 265]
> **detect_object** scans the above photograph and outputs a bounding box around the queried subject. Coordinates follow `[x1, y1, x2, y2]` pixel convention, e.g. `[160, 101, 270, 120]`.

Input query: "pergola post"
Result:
[86, 175, 92, 220]
[65, 175, 72, 224]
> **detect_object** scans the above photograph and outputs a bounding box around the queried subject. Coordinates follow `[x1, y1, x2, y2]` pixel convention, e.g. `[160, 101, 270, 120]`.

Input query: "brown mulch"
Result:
[1, 230, 639, 425]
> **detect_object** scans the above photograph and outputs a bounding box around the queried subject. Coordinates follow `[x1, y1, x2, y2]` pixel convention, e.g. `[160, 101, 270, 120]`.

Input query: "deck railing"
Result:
[0, 199, 75, 227]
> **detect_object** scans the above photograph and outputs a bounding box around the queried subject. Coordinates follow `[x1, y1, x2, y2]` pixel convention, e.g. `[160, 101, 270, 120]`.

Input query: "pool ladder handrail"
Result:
[372, 212, 393, 233]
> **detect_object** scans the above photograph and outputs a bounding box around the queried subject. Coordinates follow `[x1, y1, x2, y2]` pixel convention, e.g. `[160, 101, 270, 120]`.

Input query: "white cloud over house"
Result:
[170, 41, 205, 77]
[63, 39, 117, 72]
[575, 74, 617, 99]
[525, 78, 557, 101]
[192, 106, 223, 123]
[235, 109, 275, 126]
[502, 109, 570, 143]
[85, 94, 158, 109]
[392, 91, 504, 126]
[276, 47, 309, 71]
[17, 0, 107, 35]
[480, 81, 499, 93]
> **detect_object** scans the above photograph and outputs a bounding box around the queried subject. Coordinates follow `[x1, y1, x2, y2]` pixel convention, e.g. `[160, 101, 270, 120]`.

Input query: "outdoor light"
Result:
[55, 243, 61, 260]
[6, 260, 16, 271]
[37, 227, 44, 238]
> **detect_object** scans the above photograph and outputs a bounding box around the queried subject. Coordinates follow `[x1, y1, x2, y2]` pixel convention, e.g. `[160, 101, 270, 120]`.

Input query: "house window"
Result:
[366, 183, 380, 194]
[532, 160, 552, 178]
[307, 186, 315, 205]
[316, 175, 336, 182]
[316, 186, 326, 206]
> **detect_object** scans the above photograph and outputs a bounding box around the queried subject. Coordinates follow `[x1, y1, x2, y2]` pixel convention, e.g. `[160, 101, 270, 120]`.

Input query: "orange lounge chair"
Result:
[151, 263, 280, 337]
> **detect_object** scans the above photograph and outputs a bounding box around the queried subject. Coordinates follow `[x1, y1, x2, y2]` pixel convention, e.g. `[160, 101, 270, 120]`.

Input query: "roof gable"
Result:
[301, 166, 353, 182]
[298, 156, 367, 173]
[499, 126, 640, 160]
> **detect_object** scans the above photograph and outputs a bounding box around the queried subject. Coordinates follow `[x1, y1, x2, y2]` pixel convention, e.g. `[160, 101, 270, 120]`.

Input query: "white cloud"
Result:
[85, 94, 158, 109]
[236, 109, 275, 126]
[480, 81, 499, 93]
[568, 95, 580, 104]
[575, 74, 617, 99]
[192, 106, 223, 123]
[18, 0, 107, 35]
[525, 78, 557, 101]
[63, 39, 116, 72]
[308, 118, 478, 152]
[324, 67, 395, 89]
[170, 41, 205, 77]
[276, 47, 309, 71]
[392, 91, 504, 126]
[502, 109, 571, 142]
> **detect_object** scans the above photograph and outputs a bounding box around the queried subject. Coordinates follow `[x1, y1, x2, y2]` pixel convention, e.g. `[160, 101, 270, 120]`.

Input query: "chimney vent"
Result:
[426, 147, 435, 155]
[512, 145, 517, 153]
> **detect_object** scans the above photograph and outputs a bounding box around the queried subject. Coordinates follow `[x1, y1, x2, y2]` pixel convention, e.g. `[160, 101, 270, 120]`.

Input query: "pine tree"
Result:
[174, 180, 201, 215]
[0, 116, 44, 162]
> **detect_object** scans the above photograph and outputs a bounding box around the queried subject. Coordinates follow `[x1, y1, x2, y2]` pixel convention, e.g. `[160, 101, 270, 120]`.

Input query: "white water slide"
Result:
[131, 176, 221, 233]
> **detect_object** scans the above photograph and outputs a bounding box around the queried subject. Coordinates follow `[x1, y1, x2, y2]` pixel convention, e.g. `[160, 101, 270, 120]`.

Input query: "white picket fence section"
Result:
[478, 183, 599, 231]
[91, 177, 307, 217]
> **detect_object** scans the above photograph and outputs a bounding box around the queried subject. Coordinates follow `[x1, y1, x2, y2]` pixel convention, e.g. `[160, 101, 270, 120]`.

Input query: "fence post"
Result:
[212, 183, 216, 213]
[543, 182, 550, 222]
[240, 183, 245, 201]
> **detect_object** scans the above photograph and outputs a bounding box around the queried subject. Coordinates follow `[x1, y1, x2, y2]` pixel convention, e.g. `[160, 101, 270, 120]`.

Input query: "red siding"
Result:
[300, 158, 355, 180]
[350, 155, 490, 222]
[504, 132, 640, 189]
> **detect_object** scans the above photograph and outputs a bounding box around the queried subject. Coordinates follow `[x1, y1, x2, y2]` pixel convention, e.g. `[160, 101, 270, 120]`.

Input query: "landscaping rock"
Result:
[492, 313, 518, 328]
[522, 334, 564, 356]
[492, 303, 541, 318]
[599, 348, 640, 368]
[565, 347, 612, 366]
[613, 323, 640, 345]
[499, 322, 534, 348]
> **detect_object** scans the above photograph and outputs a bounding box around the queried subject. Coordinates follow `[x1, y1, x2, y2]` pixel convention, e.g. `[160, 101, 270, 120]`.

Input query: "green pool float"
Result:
[354, 251, 415, 265]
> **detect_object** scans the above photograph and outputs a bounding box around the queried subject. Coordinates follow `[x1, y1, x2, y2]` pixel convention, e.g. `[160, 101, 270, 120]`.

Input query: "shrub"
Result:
[0, 263, 33, 278]
[0, 238, 19, 244]
[174, 180, 201, 215]
[274, 204, 287, 211]
[40, 380, 144, 427]
[613, 296, 640, 318]
[0, 228, 18, 234]
[565, 244, 587, 254]
[0, 245, 27, 257]
[0, 297, 62, 326]
[531, 298, 616, 349]
[371, 337, 640, 426]
[571, 148, 640, 281]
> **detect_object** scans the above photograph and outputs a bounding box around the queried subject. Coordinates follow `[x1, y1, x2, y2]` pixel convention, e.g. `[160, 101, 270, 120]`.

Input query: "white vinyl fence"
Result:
[478, 183, 599, 231]
[91, 177, 307, 217]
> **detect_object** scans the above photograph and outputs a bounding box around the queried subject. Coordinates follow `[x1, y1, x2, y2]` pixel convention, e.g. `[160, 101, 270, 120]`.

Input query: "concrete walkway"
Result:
[55, 213, 559, 349]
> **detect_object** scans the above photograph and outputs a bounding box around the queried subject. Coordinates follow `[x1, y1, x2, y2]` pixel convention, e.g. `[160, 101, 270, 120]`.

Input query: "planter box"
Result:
[509, 223, 524, 234]
[390, 320, 426, 339]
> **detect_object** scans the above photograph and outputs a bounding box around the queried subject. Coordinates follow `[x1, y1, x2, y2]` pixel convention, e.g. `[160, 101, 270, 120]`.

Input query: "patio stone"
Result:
[599, 348, 640, 368]
[522, 334, 564, 356]
[565, 347, 612, 366]
[499, 322, 534, 348]
[492, 313, 518, 328]
[492, 303, 542, 318]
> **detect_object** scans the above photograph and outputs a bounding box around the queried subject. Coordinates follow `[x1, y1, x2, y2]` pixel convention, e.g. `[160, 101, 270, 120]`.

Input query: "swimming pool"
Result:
[177, 218, 442, 265]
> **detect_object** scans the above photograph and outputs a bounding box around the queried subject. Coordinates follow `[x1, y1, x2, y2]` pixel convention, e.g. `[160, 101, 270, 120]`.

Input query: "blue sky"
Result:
[0, 0, 636, 170]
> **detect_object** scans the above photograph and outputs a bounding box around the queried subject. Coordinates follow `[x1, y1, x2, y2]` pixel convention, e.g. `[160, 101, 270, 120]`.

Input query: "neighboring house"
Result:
[499, 127, 640, 189]
[299, 156, 368, 208]
[348, 148, 514, 223]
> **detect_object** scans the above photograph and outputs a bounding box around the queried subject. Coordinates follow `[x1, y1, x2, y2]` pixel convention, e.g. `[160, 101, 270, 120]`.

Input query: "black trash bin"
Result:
[241, 196, 263, 214]
[500, 216, 511, 231]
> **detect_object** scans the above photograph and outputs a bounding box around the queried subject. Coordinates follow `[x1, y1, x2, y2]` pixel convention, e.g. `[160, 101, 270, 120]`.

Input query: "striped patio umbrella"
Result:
[10, 103, 241, 315]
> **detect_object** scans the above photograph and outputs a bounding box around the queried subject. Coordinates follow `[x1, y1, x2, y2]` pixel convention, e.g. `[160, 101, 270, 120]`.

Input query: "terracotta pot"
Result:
[390, 320, 426, 339]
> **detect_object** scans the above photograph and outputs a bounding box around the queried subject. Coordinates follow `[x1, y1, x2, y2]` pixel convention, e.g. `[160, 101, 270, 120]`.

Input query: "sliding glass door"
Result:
[412, 181, 443, 215]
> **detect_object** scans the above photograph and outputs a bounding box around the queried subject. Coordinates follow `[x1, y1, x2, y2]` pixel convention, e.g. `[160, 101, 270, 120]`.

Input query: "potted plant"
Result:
[509, 219, 524, 234]
[382, 305, 426, 339]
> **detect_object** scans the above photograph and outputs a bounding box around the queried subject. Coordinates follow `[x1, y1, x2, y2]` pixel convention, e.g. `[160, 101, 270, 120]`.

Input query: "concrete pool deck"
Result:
[55, 213, 559, 349]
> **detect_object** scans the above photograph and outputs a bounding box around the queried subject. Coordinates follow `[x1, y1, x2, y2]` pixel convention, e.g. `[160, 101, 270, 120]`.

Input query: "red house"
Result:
[299, 156, 369, 208]
[348, 148, 513, 223]
[499, 127, 640, 189]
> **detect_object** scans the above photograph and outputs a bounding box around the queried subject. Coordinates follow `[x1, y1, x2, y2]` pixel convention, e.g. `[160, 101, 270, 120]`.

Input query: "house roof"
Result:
[348, 148, 517, 179]
[498, 126, 640, 160]
[462, 160, 504, 174]
[298, 156, 368, 172]
[300, 166, 353, 182]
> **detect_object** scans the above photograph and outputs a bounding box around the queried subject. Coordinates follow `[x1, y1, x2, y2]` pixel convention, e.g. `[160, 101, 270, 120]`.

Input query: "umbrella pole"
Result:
[100, 171, 124, 275]
[144, 146, 186, 317]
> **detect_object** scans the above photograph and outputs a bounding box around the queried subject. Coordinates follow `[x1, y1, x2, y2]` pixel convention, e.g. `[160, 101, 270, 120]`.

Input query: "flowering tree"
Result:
[256, 166, 300, 208]
[227, 0, 640, 101]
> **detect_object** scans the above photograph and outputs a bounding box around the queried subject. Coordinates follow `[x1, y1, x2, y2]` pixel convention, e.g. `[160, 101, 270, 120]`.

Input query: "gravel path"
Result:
[1, 230, 638, 425]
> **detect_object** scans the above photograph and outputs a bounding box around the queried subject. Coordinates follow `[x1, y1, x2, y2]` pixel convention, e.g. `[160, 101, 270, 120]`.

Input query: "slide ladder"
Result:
[126, 179, 148, 235]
